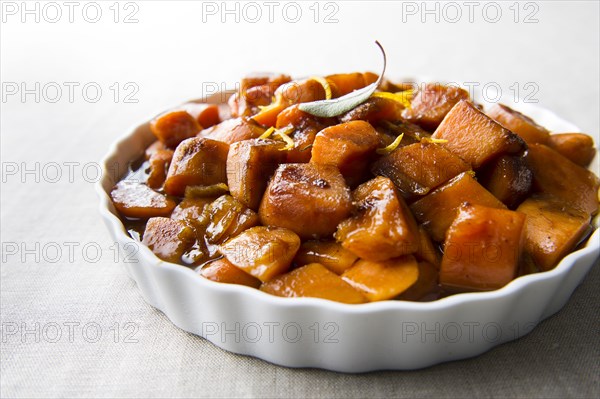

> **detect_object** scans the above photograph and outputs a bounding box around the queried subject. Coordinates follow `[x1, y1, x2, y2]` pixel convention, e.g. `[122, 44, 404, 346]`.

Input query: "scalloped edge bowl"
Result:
[96, 90, 599, 372]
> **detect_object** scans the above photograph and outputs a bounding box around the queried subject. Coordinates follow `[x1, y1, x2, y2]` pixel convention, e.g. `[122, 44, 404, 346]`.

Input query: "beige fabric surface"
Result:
[1, 1, 599, 398]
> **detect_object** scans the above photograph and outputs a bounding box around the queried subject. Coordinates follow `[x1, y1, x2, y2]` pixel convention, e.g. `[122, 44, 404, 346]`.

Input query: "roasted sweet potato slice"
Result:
[142, 217, 196, 263]
[293, 240, 358, 274]
[259, 163, 352, 239]
[219, 226, 300, 282]
[201, 117, 266, 144]
[547, 133, 596, 167]
[111, 181, 176, 219]
[527, 144, 599, 215]
[226, 139, 286, 210]
[164, 138, 229, 197]
[275, 104, 336, 163]
[440, 204, 526, 291]
[397, 261, 440, 301]
[402, 83, 470, 130]
[516, 196, 591, 271]
[477, 155, 533, 209]
[335, 176, 420, 261]
[261, 263, 367, 304]
[200, 258, 261, 288]
[205, 195, 259, 244]
[342, 255, 419, 301]
[311, 120, 382, 186]
[371, 142, 471, 199]
[147, 149, 173, 189]
[150, 110, 201, 149]
[487, 103, 550, 144]
[181, 103, 221, 128]
[432, 100, 526, 168]
[410, 172, 506, 242]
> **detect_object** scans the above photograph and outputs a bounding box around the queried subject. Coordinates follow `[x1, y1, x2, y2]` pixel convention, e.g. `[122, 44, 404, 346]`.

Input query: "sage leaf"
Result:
[298, 41, 387, 118]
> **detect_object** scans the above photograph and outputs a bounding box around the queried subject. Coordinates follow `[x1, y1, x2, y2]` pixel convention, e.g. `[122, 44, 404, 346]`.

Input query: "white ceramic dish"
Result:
[97, 91, 599, 372]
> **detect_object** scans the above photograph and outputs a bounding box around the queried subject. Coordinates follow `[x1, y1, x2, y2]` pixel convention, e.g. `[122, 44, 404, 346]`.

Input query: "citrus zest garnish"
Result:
[275, 127, 295, 151]
[420, 137, 448, 144]
[310, 76, 332, 100]
[376, 133, 404, 155]
[259, 127, 276, 139]
[371, 90, 413, 109]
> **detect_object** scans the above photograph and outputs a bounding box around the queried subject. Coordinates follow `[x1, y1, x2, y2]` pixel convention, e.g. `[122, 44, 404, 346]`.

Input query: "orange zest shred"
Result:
[259, 127, 276, 139]
[371, 90, 413, 109]
[376, 133, 404, 155]
[310, 76, 333, 100]
[420, 137, 448, 144]
[275, 127, 295, 151]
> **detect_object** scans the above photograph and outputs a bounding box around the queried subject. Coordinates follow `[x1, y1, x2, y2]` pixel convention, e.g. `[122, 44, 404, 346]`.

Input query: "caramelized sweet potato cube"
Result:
[432, 100, 526, 168]
[397, 262, 440, 301]
[516, 196, 591, 271]
[371, 142, 471, 199]
[182, 103, 221, 128]
[547, 133, 596, 167]
[111, 181, 176, 219]
[201, 117, 265, 144]
[259, 163, 352, 239]
[311, 121, 382, 186]
[150, 110, 201, 149]
[293, 241, 358, 274]
[478, 155, 533, 209]
[164, 138, 229, 197]
[487, 103, 550, 144]
[325, 72, 377, 97]
[171, 197, 213, 233]
[145, 140, 168, 159]
[200, 258, 261, 288]
[527, 144, 599, 215]
[219, 226, 300, 282]
[415, 226, 441, 269]
[335, 177, 420, 261]
[342, 255, 419, 301]
[228, 85, 273, 118]
[410, 172, 506, 242]
[338, 96, 405, 124]
[402, 83, 470, 130]
[261, 263, 367, 304]
[205, 195, 259, 244]
[142, 217, 196, 263]
[226, 139, 286, 210]
[275, 104, 336, 163]
[239, 72, 291, 93]
[440, 204, 526, 291]
[147, 149, 173, 189]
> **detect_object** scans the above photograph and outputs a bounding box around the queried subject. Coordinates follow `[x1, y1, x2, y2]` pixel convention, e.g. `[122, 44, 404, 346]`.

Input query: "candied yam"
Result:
[142, 217, 196, 263]
[170, 197, 213, 232]
[338, 96, 405, 124]
[432, 100, 526, 168]
[200, 258, 261, 288]
[147, 149, 173, 189]
[226, 139, 286, 210]
[325, 72, 377, 97]
[182, 103, 221, 128]
[205, 195, 259, 244]
[527, 144, 599, 215]
[150, 110, 201, 149]
[335, 176, 420, 261]
[201, 117, 266, 144]
[478, 155, 533, 209]
[397, 262, 440, 301]
[402, 83, 470, 130]
[164, 138, 229, 197]
[259, 163, 352, 239]
[219, 226, 300, 282]
[145, 140, 168, 160]
[275, 104, 336, 163]
[239, 72, 292, 93]
[415, 226, 441, 269]
[311, 121, 382, 186]
[228, 85, 273, 118]
[293, 241, 358, 275]
[487, 103, 550, 144]
[111, 181, 176, 219]
[440, 204, 526, 291]
[261, 263, 367, 304]
[371, 142, 471, 199]
[516, 196, 591, 271]
[547, 133, 596, 167]
[342, 256, 419, 302]
[410, 172, 506, 242]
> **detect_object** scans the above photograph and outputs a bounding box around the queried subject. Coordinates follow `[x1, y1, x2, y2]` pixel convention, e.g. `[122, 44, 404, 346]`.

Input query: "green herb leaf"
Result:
[298, 41, 387, 118]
